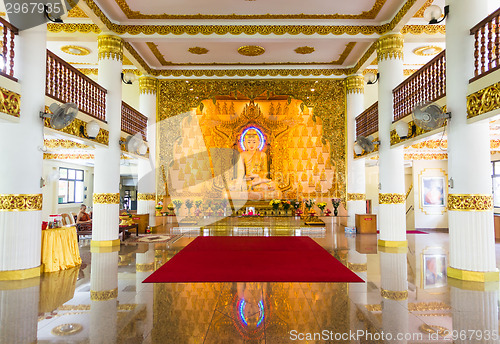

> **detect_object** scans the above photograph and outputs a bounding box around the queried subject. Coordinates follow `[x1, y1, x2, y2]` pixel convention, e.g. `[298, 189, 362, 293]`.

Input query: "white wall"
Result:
[405, 166, 415, 229]
[42, 160, 94, 221]
[412, 160, 448, 229]
[365, 163, 379, 227]
[364, 83, 378, 110]
[121, 82, 140, 111]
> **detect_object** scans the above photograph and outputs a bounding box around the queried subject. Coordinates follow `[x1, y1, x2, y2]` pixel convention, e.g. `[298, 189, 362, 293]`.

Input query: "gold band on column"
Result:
[136, 263, 155, 272]
[345, 75, 364, 94]
[379, 193, 405, 204]
[91, 239, 121, 248]
[98, 34, 123, 61]
[347, 262, 367, 272]
[381, 288, 408, 301]
[0, 266, 41, 281]
[378, 239, 407, 248]
[347, 193, 366, 201]
[378, 245, 408, 254]
[139, 77, 158, 95]
[377, 33, 404, 62]
[447, 266, 499, 282]
[447, 194, 493, 211]
[93, 193, 120, 204]
[90, 288, 118, 301]
[0, 194, 42, 211]
[137, 193, 156, 201]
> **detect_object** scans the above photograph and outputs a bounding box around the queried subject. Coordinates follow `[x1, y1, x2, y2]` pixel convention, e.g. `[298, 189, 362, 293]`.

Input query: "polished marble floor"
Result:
[2, 220, 500, 343]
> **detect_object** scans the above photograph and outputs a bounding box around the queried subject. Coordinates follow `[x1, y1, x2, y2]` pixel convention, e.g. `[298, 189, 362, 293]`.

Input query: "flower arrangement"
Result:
[295, 209, 303, 217]
[194, 208, 202, 217]
[242, 210, 262, 216]
[282, 200, 291, 211]
[269, 199, 281, 210]
[172, 199, 183, 213]
[195, 200, 203, 209]
[292, 200, 301, 210]
[331, 198, 341, 216]
[304, 198, 315, 210]
[317, 202, 327, 211]
[185, 199, 193, 215]
[324, 209, 332, 216]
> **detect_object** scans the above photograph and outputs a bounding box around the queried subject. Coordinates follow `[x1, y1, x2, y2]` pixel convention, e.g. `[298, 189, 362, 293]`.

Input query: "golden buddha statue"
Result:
[229, 128, 280, 200]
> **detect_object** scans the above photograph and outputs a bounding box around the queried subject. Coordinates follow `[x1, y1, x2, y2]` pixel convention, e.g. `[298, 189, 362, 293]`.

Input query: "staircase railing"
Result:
[0, 17, 18, 81]
[355, 101, 378, 138]
[470, 7, 500, 82]
[121, 101, 148, 141]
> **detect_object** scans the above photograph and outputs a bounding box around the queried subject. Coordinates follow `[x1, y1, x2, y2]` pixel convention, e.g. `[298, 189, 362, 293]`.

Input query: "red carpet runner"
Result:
[143, 236, 364, 283]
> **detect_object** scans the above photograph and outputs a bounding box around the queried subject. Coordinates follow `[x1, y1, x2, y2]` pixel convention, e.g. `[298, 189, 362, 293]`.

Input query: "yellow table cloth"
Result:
[41, 226, 82, 273]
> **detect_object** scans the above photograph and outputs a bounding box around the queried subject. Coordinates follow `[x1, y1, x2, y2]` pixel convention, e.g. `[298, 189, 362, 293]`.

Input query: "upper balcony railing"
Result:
[121, 101, 148, 141]
[0, 18, 18, 81]
[470, 7, 500, 82]
[46, 50, 107, 122]
[393, 50, 446, 121]
[355, 101, 378, 138]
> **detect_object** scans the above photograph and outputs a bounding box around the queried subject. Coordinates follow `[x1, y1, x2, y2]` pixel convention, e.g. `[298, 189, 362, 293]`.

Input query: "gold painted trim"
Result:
[378, 245, 408, 253]
[91, 239, 121, 247]
[0, 266, 41, 281]
[467, 81, 500, 119]
[44, 153, 94, 160]
[414, 0, 434, 17]
[377, 34, 404, 62]
[345, 75, 364, 94]
[347, 193, 366, 201]
[378, 239, 408, 248]
[137, 193, 155, 201]
[413, 46, 443, 56]
[347, 262, 367, 272]
[447, 277, 500, 291]
[418, 168, 447, 215]
[188, 47, 209, 55]
[136, 263, 154, 272]
[0, 87, 20, 118]
[51, 323, 83, 336]
[60, 45, 91, 56]
[97, 35, 123, 62]
[93, 193, 120, 204]
[90, 245, 120, 253]
[44, 139, 91, 150]
[379, 193, 405, 204]
[147, 42, 171, 66]
[0, 194, 42, 211]
[238, 45, 265, 57]
[44, 117, 109, 146]
[67, 6, 88, 18]
[90, 288, 118, 301]
[380, 288, 408, 301]
[113, 0, 387, 20]
[404, 153, 448, 160]
[447, 194, 493, 211]
[47, 23, 101, 34]
[447, 266, 499, 282]
[401, 25, 445, 35]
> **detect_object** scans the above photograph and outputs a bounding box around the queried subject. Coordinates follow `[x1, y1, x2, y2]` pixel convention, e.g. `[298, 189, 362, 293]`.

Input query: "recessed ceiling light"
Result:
[413, 46, 443, 56]
[61, 45, 91, 56]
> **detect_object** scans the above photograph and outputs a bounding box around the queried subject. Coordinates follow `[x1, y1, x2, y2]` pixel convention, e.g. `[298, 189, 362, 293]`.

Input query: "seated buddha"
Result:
[229, 129, 280, 200]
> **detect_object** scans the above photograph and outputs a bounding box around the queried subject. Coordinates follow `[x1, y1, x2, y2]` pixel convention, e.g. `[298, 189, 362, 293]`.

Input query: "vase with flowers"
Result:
[269, 199, 281, 215]
[304, 199, 315, 215]
[282, 200, 291, 215]
[332, 198, 341, 216]
[317, 202, 327, 216]
[172, 199, 183, 216]
[185, 199, 193, 216]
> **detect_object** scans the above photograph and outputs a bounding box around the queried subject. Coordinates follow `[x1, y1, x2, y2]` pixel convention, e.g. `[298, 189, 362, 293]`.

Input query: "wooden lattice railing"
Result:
[470, 7, 500, 82]
[355, 101, 378, 138]
[0, 18, 18, 81]
[393, 50, 446, 121]
[121, 101, 148, 141]
[45, 50, 107, 121]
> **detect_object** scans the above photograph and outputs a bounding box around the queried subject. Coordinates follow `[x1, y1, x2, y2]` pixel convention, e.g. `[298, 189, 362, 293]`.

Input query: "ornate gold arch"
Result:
[157, 79, 346, 199]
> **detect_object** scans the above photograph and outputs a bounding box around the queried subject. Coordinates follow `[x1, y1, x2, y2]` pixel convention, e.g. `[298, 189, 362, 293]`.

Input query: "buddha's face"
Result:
[244, 134, 259, 152]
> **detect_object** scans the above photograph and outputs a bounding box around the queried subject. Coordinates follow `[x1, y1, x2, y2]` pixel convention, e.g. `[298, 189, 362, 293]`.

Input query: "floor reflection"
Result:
[0, 223, 498, 343]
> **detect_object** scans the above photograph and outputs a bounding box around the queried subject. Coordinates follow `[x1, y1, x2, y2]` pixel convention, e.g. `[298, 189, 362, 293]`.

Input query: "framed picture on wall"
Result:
[421, 253, 447, 289]
[421, 176, 445, 207]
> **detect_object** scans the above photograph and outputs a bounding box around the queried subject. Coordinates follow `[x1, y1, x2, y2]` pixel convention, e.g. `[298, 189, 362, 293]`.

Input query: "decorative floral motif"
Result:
[90, 288, 118, 301]
[347, 193, 366, 201]
[379, 193, 405, 204]
[447, 194, 493, 211]
[93, 193, 120, 204]
[0, 194, 42, 211]
[137, 193, 155, 201]
[380, 288, 408, 301]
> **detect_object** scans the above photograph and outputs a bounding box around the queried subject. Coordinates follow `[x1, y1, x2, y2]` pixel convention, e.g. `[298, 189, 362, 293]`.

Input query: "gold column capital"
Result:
[377, 33, 404, 62]
[93, 193, 120, 204]
[139, 77, 158, 95]
[97, 34, 123, 61]
[345, 74, 364, 94]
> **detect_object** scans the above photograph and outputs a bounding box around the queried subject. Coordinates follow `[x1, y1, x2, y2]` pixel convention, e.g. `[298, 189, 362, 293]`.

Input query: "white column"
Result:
[0, 26, 46, 277]
[135, 244, 155, 337]
[0, 282, 39, 343]
[446, 0, 497, 280]
[90, 251, 118, 344]
[92, 35, 123, 245]
[451, 286, 498, 344]
[377, 34, 406, 246]
[137, 77, 158, 227]
[345, 75, 367, 229]
[347, 236, 367, 303]
[380, 250, 408, 342]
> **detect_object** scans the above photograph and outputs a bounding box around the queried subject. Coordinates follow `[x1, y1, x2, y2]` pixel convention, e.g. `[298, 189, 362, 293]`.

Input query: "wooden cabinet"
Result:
[355, 214, 377, 234]
[494, 215, 500, 241]
[132, 214, 149, 235]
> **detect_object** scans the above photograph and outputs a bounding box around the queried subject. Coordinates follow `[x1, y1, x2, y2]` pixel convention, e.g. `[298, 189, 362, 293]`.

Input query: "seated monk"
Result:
[76, 204, 92, 230]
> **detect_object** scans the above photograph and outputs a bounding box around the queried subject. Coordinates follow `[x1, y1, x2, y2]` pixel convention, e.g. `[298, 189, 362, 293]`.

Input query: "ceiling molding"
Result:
[401, 25, 445, 34]
[66, 5, 89, 18]
[113, 0, 387, 20]
[414, 0, 434, 18]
